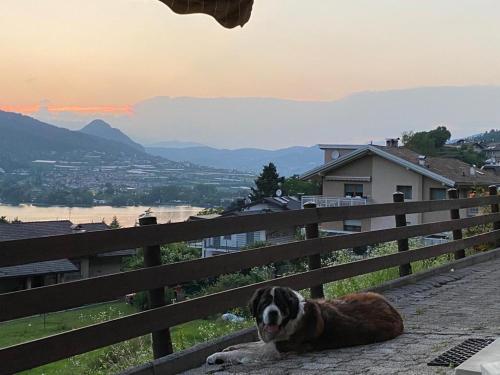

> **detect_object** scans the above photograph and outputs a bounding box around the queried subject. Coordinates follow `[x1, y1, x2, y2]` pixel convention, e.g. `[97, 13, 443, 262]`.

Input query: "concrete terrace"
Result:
[184, 250, 500, 375]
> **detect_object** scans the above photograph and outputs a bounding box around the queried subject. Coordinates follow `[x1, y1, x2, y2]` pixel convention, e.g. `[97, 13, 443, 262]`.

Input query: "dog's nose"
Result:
[267, 310, 279, 324]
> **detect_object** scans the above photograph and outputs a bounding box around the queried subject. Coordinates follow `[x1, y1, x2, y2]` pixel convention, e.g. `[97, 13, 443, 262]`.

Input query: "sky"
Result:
[1, 1, 500, 147]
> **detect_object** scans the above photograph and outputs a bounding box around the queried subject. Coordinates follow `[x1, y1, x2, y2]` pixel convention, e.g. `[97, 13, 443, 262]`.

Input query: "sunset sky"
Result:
[2, 0, 500, 114]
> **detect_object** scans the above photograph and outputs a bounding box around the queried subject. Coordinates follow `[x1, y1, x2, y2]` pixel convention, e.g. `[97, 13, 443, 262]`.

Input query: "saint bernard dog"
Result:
[207, 286, 403, 365]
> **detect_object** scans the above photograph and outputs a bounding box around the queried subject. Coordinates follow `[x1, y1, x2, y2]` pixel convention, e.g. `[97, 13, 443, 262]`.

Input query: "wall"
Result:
[89, 257, 123, 278]
[421, 178, 451, 224]
[321, 156, 373, 232]
[370, 155, 423, 230]
[323, 147, 359, 163]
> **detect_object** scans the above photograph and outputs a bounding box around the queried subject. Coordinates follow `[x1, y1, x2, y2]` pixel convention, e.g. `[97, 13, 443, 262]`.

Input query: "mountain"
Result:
[0, 110, 152, 170]
[146, 140, 206, 148]
[80, 119, 144, 151]
[146, 145, 323, 175]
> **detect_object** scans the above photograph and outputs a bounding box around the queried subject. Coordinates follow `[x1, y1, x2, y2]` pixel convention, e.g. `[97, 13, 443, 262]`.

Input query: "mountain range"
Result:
[146, 145, 323, 175]
[0, 111, 159, 171]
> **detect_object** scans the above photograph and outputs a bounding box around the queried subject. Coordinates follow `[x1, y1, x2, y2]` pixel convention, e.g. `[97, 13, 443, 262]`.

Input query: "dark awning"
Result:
[159, 0, 254, 28]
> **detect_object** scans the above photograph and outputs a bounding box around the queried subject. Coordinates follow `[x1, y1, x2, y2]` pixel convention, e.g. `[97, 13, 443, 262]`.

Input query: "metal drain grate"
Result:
[428, 338, 495, 367]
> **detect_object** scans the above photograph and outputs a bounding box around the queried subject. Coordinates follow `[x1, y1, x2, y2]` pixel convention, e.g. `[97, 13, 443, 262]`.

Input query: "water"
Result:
[0, 204, 203, 228]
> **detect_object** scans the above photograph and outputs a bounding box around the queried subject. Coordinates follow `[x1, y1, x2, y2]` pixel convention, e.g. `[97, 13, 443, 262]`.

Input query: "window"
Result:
[344, 184, 363, 198]
[430, 188, 447, 200]
[223, 235, 232, 240]
[343, 219, 362, 232]
[396, 185, 413, 200]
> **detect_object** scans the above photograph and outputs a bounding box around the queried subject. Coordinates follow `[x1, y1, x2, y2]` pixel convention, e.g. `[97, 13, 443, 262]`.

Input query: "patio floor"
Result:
[183, 251, 500, 375]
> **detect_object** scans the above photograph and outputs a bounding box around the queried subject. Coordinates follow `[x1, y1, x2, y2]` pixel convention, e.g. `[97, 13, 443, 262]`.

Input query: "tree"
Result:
[197, 207, 224, 215]
[109, 216, 121, 229]
[283, 175, 320, 196]
[250, 163, 284, 201]
[402, 126, 451, 155]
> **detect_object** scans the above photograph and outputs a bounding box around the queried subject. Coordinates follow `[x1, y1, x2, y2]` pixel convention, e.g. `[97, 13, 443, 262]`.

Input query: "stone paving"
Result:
[183, 257, 500, 375]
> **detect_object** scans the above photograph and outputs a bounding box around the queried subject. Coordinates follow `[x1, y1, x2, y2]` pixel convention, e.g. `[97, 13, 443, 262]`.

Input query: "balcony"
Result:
[301, 195, 368, 208]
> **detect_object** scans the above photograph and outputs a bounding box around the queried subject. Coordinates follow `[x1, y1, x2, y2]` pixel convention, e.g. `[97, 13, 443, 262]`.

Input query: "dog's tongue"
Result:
[265, 324, 280, 333]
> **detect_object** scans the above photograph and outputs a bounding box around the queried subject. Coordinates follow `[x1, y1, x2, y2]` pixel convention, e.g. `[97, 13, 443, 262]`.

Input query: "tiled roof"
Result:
[0, 220, 74, 241]
[0, 259, 77, 278]
[301, 145, 500, 186]
[222, 196, 301, 216]
[377, 146, 500, 185]
[0, 220, 135, 277]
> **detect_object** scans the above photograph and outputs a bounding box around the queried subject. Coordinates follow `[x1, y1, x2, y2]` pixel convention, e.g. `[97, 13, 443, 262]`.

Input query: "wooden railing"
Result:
[1, 188, 500, 374]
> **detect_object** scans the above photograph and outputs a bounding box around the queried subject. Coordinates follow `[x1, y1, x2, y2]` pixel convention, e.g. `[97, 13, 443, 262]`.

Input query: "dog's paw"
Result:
[206, 352, 227, 365]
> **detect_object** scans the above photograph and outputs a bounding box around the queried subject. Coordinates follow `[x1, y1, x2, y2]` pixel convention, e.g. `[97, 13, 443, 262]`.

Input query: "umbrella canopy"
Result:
[159, 0, 254, 28]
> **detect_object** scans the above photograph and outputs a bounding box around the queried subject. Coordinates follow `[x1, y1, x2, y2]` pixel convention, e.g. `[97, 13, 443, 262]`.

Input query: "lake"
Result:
[0, 204, 203, 228]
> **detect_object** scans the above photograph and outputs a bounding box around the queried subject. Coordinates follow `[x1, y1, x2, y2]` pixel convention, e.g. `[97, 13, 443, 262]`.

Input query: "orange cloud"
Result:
[50, 105, 133, 115]
[0, 104, 40, 114]
[0, 104, 133, 115]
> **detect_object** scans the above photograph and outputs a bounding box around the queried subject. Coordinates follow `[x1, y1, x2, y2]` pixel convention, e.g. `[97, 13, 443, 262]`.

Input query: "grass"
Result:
[324, 241, 457, 298]
[1, 301, 251, 374]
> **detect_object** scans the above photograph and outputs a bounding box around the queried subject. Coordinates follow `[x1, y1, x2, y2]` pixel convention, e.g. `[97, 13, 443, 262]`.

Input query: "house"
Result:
[445, 139, 485, 153]
[484, 143, 500, 164]
[300, 139, 500, 234]
[191, 196, 301, 257]
[0, 220, 136, 292]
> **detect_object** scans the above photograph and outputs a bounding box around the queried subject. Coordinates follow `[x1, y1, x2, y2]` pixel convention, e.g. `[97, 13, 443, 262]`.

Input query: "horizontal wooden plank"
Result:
[0, 196, 497, 267]
[1, 230, 498, 375]
[2, 212, 499, 322]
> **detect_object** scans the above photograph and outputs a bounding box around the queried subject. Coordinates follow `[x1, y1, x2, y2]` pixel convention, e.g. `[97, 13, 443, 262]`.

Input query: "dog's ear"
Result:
[248, 287, 266, 317]
[283, 288, 300, 319]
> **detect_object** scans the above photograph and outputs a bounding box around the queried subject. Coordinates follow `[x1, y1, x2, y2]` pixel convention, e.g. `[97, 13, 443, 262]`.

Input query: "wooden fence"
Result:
[1, 187, 500, 374]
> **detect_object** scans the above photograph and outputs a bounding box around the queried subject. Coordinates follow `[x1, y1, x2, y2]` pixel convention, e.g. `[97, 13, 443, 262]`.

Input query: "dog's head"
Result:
[249, 286, 304, 342]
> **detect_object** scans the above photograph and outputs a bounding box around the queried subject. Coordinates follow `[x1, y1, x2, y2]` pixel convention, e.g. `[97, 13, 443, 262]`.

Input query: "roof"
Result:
[300, 145, 500, 187]
[188, 214, 222, 221]
[160, 0, 254, 29]
[0, 220, 135, 277]
[318, 144, 365, 150]
[0, 220, 74, 241]
[223, 196, 301, 216]
[0, 259, 77, 279]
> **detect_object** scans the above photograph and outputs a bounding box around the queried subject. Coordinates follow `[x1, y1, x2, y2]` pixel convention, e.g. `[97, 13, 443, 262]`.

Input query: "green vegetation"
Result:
[245, 163, 318, 204]
[1, 301, 251, 375]
[471, 129, 500, 143]
[402, 125, 487, 166]
[323, 240, 456, 298]
[283, 175, 320, 196]
[402, 126, 451, 155]
[250, 162, 285, 201]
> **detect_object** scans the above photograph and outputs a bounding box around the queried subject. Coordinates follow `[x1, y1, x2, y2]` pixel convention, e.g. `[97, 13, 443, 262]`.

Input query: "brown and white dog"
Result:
[207, 286, 403, 365]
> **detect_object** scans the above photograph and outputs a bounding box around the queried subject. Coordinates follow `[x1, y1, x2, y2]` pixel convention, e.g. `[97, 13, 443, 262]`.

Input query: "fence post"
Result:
[139, 215, 173, 358]
[448, 188, 465, 260]
[393, 192, 412, 276]
[489, 185, 500, 248]
[303, 202, 324, 299]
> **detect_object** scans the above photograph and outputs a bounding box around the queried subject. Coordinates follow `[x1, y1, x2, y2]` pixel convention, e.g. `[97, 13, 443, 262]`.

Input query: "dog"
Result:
[207, 286, 403, 365]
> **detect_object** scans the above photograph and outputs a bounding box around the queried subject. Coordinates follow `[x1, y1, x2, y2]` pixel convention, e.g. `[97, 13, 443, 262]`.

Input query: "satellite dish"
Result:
[331, 150, 340, 160]
[275, 189, 283, 197]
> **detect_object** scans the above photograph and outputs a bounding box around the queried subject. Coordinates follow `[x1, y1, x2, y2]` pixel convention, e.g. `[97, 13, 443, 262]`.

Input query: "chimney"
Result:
[418, 155, 426, 167]
[386, 138, 400, 148]
[470, 166, 476, 177]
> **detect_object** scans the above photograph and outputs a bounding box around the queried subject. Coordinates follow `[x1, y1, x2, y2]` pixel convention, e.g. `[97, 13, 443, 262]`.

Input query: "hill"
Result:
[0, 110, 153, 170]
[80, 119, 144, 151]
[146, 145, 322, 175]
